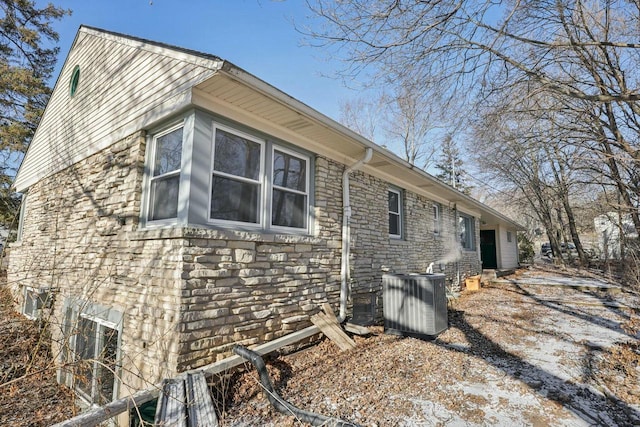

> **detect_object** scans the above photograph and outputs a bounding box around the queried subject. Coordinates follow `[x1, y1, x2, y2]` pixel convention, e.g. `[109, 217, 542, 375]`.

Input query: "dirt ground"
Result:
[217, 266, 640, 426]
[1, 265, 639, 426]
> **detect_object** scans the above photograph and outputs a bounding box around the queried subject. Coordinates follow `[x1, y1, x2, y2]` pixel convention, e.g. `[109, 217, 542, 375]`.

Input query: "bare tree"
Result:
[305, 0, 640, 259]
[384, 78, 448, 169]
[339, 94, 387, 142]
[472, 84, 597, 264]
[304, 0, 640, 103]
[339, 75, 452, 170]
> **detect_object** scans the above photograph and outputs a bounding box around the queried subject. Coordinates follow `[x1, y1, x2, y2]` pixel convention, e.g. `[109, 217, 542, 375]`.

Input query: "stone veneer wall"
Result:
[8, 130, 481, 394]
[7, 131, 186, 393]
[347, 169, 481, 317]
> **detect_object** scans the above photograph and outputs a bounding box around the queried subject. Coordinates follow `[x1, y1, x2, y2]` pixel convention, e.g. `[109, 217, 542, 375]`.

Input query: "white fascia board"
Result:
[211, 63, 524, 231]
[80, 26, 225, 70]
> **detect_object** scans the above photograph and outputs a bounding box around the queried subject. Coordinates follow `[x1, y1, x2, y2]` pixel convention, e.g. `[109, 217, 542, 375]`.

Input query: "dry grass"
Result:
[0, 283, 76, 427]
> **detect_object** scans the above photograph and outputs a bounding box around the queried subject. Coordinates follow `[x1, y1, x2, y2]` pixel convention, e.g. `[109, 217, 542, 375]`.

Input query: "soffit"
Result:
[193, 72, 522, 231]
[194, 74, 365, 162]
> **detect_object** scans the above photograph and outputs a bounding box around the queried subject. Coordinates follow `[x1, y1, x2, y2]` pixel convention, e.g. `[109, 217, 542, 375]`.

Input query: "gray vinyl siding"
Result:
[14, 28, 219, 192]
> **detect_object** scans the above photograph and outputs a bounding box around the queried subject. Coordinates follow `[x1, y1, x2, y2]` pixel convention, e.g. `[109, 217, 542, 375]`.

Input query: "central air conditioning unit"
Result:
[382, 273, 448, 339]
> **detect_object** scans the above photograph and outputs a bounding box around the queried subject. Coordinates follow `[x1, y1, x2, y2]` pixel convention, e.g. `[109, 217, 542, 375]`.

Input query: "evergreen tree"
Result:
[435, 134, 472, 194]
[0, 0, 69, 226]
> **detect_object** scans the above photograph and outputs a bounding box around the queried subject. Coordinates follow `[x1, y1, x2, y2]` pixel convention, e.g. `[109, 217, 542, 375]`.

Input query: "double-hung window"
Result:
[16, 193, 27, 242]
[459, 214, 476, 250]
[74, 315, 120, 405]
[210, 127, 263, 224]
[388, 189, 402, 239]
[272, 147, 308, 229]
[433, 204, 441, 235]
[210, 124, 310, 231]
[148, 125, 183, 222]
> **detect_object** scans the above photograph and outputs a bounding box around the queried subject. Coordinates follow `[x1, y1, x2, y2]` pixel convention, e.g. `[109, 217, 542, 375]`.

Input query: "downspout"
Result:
[339, 148, 373, 322]
[453, 203, 461, 292]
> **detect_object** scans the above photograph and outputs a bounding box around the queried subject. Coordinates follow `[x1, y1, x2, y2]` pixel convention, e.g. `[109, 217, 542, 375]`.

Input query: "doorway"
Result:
[480, 230, 498, 269]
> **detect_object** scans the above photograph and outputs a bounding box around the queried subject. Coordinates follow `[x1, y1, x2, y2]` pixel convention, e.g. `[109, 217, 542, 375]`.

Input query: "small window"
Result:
[148, 125, 183, 221]
[433, 204, 441, 235]
[69, 65, 80, 97]
[459, 214, 476, 250]
[74, 315, 120, 405]
[16, 193, 27, 242]
[389, 189, 402, 239]
[23, 287, 50, 320]
[507, 231, 513, 243]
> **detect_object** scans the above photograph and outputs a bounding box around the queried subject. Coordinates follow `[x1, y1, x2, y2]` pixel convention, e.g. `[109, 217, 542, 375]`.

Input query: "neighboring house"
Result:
[8, 26, 520, 410]
[594, 212, 639, 259]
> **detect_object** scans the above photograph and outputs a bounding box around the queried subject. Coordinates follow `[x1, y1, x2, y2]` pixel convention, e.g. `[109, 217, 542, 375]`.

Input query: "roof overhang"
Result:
[192, 63, 523, 231]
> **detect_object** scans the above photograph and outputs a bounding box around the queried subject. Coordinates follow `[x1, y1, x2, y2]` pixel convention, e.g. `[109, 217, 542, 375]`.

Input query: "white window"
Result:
[433, 204, 441, 235]
[210, 127, 263, 224]
[16, 193, 27, 242]
[388, 189, 402, 239]
[147, 125, 184, 222]
[459, 214, 476, 250]
[23, 287, 49, 320]
[271, 147, 309, 229]
[507, 231, 513, 243]
[74, 315, 120, 405]
[210, 124, 310, 231]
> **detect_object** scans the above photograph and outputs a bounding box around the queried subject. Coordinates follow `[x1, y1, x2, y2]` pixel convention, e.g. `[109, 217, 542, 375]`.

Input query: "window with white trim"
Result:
[210, 127, 263, 224]
[433, 204, 441, 235]
[147, 125, 183, 222]
[23, 287, 49, 320]
[459, 214, 476, 250]
[388, 189, 402, 238]
[272, 147, 308, 229]
[210, 124, 310, 231]
[507, 231, 513, 243]
[16, 193, 27, 242]
[74, 315, 120, 405]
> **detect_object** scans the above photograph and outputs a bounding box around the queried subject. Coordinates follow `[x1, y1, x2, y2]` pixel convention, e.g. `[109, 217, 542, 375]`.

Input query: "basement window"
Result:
[23, 287, 50, 320]
[74, 315, 120, 405]
[60, 300, 123, 406]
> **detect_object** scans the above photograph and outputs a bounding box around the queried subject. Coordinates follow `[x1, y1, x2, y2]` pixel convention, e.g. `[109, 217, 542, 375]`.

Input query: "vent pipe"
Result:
[339, 148, 373, 322]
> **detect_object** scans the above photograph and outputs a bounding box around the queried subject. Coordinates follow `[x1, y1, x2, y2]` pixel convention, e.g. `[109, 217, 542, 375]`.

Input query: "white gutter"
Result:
[339, 148, 374, 322]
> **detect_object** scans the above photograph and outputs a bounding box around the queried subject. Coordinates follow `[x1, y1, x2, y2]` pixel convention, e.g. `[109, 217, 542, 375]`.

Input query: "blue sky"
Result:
[39, 0, 361, 121]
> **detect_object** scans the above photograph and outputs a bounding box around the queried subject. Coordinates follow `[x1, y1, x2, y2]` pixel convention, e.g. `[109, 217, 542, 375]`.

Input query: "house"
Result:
[8, 26, 521, 410]
[594, 212, 639, 259]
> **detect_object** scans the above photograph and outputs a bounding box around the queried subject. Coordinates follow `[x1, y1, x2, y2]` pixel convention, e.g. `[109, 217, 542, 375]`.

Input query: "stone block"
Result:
[234, 249, 255, 263]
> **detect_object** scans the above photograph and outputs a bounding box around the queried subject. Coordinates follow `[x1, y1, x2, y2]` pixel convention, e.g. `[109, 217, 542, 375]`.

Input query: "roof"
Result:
[14, 26, 522, 230]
